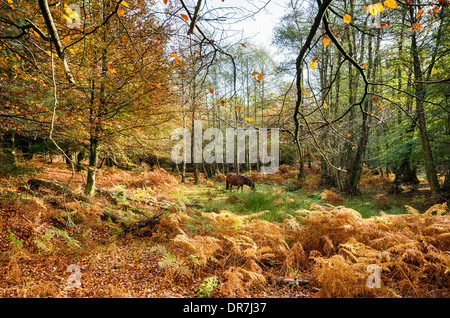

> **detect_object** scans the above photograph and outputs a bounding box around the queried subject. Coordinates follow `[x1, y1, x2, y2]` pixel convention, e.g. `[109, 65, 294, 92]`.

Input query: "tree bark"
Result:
[409, 6, 440, 195]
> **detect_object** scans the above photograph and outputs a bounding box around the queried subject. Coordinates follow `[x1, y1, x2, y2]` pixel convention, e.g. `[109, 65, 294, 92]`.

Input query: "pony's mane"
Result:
[241, 175, 254, 186]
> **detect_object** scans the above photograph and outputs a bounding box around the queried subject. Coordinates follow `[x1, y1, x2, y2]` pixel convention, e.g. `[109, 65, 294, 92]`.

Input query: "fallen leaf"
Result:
[322, 37, 329, 47]
[310, 61, 317, 69]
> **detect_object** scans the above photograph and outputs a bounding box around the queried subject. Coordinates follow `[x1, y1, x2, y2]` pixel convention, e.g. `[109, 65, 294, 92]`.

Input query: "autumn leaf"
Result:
[322, 37, 329, 47]
[108, 63, 116, 74]
[220, 99, 225, 106]
[236, 107, 241, 111]
[163, 0, 168, 4]
[257, 73, 264, 82]
[180, 14, 189, 21]
[383, 0, 397, 9]
[312, 56, 319, 62]
[208, 88, 214, 94]
[262, 113, 267, 118]
[155, 84, 162, 89]
[361, 62, 367, 67]
[378, 105, 384, 110]
[252, 71, 259, 76]
[246, 117, 254, 122]
[310, 61, 317, 69]
[347, 133, 352, 137]
[372, 96, 377, 102]
[343, 14, 351, 24]
[170, 53, 179, 62]
[118, 8, 125, 17]
[120, 1, 130, 8]
[323, 102, 327, 108]
[63, 35, 71, 42]
[375, 3, 384, 13]
[241, 43, 246, 48]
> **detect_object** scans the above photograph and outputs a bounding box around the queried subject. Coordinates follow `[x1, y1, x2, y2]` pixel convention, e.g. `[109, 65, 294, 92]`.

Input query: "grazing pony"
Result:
[226, 173, 255, 192]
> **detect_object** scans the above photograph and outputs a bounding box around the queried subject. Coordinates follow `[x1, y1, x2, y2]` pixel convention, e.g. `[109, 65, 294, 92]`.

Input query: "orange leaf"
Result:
[180, 14, 189, 21]
[343, 14, 351, 24]
[418, 9, 424, 14]
[262, 113, 267, 118]
[220, 99, 225, 106]
[372, 96, 377, 101]
[241, 43, 246, 48]
[361, 62, 367, 67]
[252, 71, 259, 76]
[322, 37, 329, 47]
[383, 0, 397, 9]
[63, 35, 70, 42]
[155, 83, 162, 89]
[170, 53, 179, 62]
[208, 88, 214, 94]
[163, 0, 168, 4]
[378, 105, 384, 110]
[236, 107, 241, 111]
[257, 73, 264, 82]
[347, 133, 352, 137]
[312, 56, 319, 62]
[118, 8, 124, 17]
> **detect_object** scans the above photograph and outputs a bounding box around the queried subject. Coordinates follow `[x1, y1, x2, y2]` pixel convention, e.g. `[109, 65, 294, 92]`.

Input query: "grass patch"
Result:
[192, 182, 408, 220]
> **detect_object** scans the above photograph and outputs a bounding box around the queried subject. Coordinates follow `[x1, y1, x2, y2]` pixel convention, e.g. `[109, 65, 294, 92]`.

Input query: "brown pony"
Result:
[226, 173, 255, 192]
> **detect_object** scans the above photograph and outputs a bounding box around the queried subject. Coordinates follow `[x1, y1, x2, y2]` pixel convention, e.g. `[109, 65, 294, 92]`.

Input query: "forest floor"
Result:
[0, 158, 449, 298]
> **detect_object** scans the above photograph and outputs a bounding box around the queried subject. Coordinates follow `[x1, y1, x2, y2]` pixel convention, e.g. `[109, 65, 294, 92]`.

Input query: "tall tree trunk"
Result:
[85, 136, 99, 197]
[409, 5, 440, 195]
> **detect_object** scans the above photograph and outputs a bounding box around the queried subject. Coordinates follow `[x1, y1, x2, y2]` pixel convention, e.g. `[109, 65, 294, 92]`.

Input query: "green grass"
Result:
[189, 181, 408, 221]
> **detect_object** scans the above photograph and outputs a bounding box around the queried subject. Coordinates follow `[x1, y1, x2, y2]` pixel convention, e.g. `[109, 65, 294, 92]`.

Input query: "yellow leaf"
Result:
[246, 117, 254, 122]
[257, 73, 263, 82]
[375, 3, 384, 13]
[322, 37, 329, 47]
[310, 61, 316, 69]
[323, 102, 327, 108]
[118, 8, 124, 17]
[343, 14, 351, 24]
[120, 1, 130, 8]
[383, 0, 397, 9]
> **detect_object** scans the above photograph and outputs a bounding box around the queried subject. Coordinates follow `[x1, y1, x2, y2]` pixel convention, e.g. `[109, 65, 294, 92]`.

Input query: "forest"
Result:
[0, 0, 449, 299]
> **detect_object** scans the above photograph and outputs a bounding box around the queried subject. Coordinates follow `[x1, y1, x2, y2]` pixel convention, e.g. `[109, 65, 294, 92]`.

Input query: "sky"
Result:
[202, 0, 288, 53]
